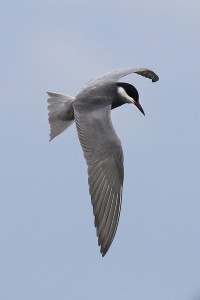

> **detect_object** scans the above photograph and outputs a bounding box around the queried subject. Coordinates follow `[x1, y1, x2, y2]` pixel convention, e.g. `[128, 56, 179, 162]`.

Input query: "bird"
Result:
[47, 67, 159, 256]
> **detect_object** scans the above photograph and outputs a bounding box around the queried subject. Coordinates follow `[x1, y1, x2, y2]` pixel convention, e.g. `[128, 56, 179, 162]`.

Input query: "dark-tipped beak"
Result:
[133, 102, 145, 116]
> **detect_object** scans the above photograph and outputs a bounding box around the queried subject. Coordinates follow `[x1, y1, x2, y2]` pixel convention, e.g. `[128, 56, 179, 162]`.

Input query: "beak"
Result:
[133, 101, 145, 116]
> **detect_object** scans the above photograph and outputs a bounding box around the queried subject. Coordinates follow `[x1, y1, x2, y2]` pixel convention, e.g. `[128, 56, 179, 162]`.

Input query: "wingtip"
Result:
[152, 75, 159, 82]
[49, 134, 53, 142]
[152, 79, 159, 83]
[101, 249, 106, 257]
[100, 244, 109, 257]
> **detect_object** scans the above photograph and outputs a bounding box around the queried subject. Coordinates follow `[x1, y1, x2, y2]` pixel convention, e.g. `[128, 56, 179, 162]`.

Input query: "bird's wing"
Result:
[86, 67, 159, 87]
[73, 98, 124, 256]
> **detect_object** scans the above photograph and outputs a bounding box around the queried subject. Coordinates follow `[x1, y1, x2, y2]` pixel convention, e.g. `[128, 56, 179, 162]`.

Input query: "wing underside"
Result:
[86, 67, 159, 88]
[74, 102, 124, 256]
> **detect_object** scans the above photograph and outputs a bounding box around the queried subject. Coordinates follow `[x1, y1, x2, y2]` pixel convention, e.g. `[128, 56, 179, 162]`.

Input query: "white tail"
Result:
[47, 92, 75, 141]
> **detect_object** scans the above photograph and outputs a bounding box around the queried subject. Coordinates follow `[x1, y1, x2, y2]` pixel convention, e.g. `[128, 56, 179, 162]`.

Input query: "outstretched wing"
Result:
[73, 98, 124, 256]
[86, 67, 159, 88]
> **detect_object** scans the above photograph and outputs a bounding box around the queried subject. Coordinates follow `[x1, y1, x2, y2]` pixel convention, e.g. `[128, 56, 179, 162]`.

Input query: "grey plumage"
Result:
[47, 67, 159, 256]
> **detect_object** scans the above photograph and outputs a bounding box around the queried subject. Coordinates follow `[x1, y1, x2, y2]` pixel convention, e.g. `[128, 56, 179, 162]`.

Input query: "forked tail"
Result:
[47, 92, 75, 141]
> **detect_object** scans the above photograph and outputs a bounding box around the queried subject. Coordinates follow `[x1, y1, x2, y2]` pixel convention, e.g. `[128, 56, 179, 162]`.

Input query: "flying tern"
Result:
[47, 67, 159, 256]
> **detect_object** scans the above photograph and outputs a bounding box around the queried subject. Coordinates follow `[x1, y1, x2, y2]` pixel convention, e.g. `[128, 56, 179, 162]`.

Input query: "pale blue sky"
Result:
[1, 1, 200, 299]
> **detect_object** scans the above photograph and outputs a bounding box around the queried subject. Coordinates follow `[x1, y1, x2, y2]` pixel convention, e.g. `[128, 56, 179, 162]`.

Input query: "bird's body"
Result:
[47, 67, 159, 256]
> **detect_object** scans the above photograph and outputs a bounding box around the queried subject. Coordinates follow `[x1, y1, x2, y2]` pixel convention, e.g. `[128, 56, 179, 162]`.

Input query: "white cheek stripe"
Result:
[117, 86, 134, 104]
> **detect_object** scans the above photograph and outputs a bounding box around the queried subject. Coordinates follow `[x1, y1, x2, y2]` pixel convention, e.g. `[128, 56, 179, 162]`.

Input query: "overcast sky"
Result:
[1, 1, 200, 299]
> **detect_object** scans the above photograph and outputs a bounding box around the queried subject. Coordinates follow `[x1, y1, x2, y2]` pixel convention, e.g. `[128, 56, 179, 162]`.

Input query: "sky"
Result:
[1, 0, 200, 299]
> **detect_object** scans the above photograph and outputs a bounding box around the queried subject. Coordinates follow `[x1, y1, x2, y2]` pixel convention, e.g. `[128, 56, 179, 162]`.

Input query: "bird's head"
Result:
[117, 82, 145, 116]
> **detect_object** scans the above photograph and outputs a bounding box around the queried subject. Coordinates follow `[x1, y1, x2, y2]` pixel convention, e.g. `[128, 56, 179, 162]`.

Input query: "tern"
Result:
[47, 67, 159, 256]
